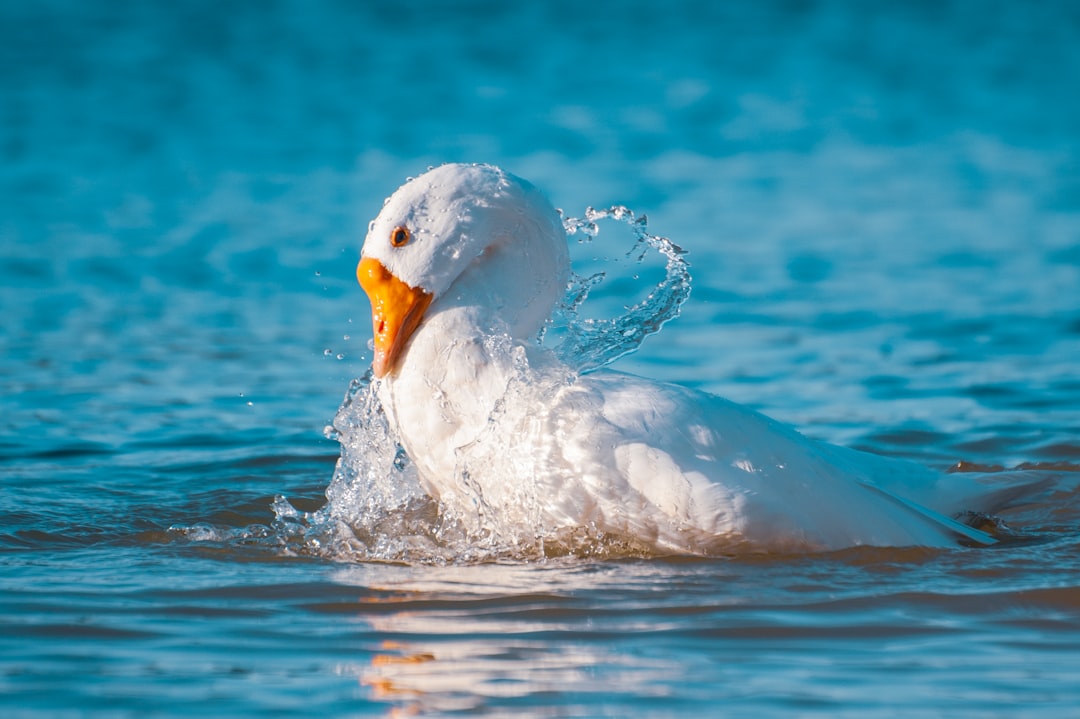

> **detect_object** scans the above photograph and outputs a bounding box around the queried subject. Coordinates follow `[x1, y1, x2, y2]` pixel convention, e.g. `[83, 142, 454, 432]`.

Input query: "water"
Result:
[3, 0, 1080, 715]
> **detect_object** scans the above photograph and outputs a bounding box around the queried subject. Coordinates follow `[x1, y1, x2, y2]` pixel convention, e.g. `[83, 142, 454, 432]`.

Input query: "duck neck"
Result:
[378, 302, 530, 493]
[377, 234, 567, 490]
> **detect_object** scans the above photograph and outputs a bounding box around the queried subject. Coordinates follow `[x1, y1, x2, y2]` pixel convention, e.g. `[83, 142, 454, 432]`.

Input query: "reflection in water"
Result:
[358, 636, 680, 716]
[352, 614, 685, 715]
[331, 562, 693, 713]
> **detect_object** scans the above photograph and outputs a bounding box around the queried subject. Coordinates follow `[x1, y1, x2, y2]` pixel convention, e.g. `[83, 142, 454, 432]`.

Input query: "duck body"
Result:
[359, 163, 1014, 554]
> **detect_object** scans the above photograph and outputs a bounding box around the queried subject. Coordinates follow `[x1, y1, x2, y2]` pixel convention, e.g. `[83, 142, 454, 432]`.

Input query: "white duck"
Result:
[356, 163, 1023, 554]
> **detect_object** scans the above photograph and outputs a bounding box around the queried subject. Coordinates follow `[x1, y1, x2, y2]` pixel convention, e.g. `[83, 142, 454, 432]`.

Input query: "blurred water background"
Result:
[2, 1, 1079, 716]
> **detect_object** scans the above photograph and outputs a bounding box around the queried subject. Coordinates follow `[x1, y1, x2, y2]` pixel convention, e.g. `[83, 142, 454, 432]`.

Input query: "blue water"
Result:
[3, 0, 1080, 715]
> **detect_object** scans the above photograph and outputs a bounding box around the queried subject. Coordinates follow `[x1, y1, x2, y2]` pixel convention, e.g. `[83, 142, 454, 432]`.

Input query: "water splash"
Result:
[269, 372, 462, 562]
[257, 206, 689, 562]
[548, 206, 692, 373]
[254, 370, 656, 563]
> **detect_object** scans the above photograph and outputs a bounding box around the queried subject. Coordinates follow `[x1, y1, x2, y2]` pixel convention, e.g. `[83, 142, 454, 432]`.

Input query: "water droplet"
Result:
[323, 348, 332, 356]
[336, 353, 344, 360]
[343, 334, 350, 341]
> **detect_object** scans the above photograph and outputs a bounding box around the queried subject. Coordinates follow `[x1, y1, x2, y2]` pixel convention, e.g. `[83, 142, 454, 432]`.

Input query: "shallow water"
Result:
[3, 1, 1080, 716]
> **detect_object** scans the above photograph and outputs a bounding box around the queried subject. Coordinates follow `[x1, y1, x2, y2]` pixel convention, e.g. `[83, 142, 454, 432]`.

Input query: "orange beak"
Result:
[357, 257, 433, 378]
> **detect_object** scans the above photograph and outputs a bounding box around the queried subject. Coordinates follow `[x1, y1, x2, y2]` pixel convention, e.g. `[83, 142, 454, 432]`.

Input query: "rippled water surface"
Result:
[3, 1, 1080, 716]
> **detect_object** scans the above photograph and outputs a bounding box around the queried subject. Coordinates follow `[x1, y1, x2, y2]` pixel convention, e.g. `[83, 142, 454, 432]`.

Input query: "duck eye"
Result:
[390, 226, 411, 247]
